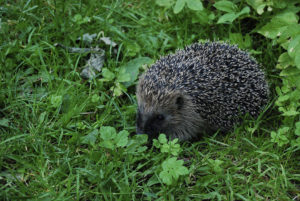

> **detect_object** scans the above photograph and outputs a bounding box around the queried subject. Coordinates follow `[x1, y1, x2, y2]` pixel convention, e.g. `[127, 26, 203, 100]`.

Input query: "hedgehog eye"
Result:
[156, 114, 165, 121]
[176, 96, 184, 110]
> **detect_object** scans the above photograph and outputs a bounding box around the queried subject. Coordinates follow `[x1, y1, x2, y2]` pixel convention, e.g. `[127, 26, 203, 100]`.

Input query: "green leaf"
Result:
[257, 12, 299, 39]
[177, 165, 189, 175]
[161, 144, 171, 153]
[217, 13, 236, 24]
[192, 9, 215, 25]
[116, 69, 131, 82]
[171, 146, 181, 156]
[153, 139, 160, 148]
[272, 0, 287, 9]
[125, 42, 141, 57]
[76, 122, 86, 130]
[159, 171, 173, 185]
[276, 52, 293, 69]
[246, 0, 267, 15]
[287, 35, 300, 69]
[72, 14, 90, 25]
[236, 6, 250, 17]
[256, 4, 266, 14]
[112, 82, 127, 97]
[276, 94, 290, 104]
[0, 118, 9, 127]
[154, 134, 181, 156]
[170, 138, 178, 144]
[116, 130, 129, 147]
[282, 110, 299, 116]
[208, 159, 224, 173]
[217, 6, 249, 24]
[81, 129, 99, 145]
[271, 127, 290, 147]
[102, 68, 115, 81]
[91, 94, 100, 103]
[277, 12, 299, 24]
[112, 86, 123, 97]
[118, 57, 153, 87]
[158, 134, 168, 144]
[99, 127, 130, 149]
[186, 0, 203, 11]
[100, 126, 117, 140]
[133, 134, 148, 145]
[159, 157, 189, 185]
[258, 22, 286, 39]
[100, 140, 115, 150]
[288, 35, 300, 58]
[278, 24, 300, 43]
[214, 0, 237, 13]
[291, 137, 300, 147]
[126, 134, 148, 153]
[289, 90, 300, 101]
[280, 67, 300, 77]
[174, 0, 186, 14]
[156, 0, 175, 7]
[73, 14, 82, 22]
[50, 95, 62, 108]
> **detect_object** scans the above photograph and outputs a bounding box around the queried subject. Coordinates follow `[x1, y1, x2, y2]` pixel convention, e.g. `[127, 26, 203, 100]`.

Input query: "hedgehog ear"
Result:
[175, 96, 184, 110]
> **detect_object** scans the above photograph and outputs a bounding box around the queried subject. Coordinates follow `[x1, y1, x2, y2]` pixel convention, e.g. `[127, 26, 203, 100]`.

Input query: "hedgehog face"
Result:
[136, 91, 205, 141]
[136, 109, 170, 140]
[136, 96, 182, 140]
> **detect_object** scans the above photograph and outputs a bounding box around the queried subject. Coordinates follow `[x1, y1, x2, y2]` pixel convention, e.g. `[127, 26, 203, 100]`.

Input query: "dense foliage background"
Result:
[0, 0, 299, 200]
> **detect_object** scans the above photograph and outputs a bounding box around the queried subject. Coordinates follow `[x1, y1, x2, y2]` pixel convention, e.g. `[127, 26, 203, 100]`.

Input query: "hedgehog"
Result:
[136, 42, 269, 141]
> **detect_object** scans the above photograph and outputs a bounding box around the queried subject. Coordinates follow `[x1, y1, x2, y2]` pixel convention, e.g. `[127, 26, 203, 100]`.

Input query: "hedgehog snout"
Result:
[136, 124, 161, 141]
[137, 118, 159, 136]
[136, 111, 166, 139]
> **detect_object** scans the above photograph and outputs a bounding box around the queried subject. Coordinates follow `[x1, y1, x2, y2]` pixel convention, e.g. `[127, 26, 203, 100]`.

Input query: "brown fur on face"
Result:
[136, 75, 208, 140]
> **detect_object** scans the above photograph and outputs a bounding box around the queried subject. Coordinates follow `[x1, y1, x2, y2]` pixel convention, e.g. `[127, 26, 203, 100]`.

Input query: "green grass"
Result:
[1, 0, 300, 200]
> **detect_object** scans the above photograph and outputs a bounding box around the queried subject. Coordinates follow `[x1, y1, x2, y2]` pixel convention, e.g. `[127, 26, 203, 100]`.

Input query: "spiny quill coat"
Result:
[136, 42, 269, 141]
